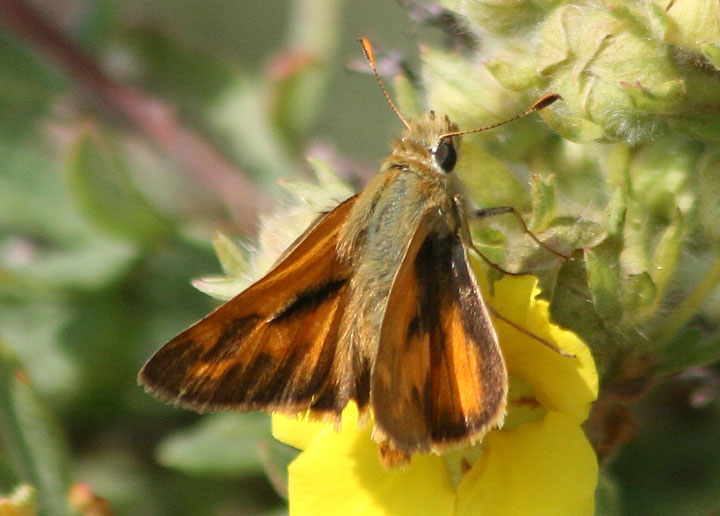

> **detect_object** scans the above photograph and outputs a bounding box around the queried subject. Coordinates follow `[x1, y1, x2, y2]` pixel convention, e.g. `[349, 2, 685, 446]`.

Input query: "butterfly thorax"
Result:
[338, 111, 463, 257]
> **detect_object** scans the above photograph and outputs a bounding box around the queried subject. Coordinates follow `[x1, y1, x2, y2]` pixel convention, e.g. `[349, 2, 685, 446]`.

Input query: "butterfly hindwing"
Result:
[139, 195, 360, 418]
[371, 210, 507, 454]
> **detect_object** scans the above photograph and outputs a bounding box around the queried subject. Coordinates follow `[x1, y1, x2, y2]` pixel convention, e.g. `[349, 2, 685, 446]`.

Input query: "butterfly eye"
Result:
[432, 140, 457, 173]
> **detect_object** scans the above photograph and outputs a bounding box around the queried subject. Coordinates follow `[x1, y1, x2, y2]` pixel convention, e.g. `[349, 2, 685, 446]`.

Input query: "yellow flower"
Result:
[0, 485, 36, 516]
[272, 274, 599, 516]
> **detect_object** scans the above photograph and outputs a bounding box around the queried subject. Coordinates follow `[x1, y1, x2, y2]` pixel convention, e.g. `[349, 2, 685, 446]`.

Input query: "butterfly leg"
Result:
[451, 196, 526, 276]
[472, 206, 569, 261]
[377, 440, 411, 469]
[468, 243, 530, 276]
[486, 304, 575, 357]
[462, 201, 574, 358]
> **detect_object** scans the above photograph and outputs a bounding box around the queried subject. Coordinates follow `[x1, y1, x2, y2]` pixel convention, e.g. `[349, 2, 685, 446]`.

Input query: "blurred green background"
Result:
[1, 1, 719, 515]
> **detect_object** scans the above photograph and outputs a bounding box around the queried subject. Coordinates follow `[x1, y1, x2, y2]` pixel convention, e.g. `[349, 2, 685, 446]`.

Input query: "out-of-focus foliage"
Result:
[0, 1, 421, 514]
[1, 1, 720, 516]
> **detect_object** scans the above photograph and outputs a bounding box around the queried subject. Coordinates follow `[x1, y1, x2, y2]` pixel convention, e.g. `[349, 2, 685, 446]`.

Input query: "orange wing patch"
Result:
[371, 212, 507, 454]
[139, 195, 361, 419]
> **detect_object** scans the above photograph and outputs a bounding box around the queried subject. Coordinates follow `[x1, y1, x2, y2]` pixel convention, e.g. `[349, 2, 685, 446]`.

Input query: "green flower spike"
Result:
[448, 0, 720, 143]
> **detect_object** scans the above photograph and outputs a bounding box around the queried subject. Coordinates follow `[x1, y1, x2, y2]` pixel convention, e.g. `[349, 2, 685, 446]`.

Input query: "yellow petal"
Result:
[287, 416, 455, 516]
[456, 411, 598, 516]
[488, 275, 598, 423]
[272, 403, 362, 451]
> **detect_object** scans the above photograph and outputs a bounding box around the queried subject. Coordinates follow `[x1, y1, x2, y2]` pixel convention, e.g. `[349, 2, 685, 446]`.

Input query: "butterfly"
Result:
[138, 38, 561, 467]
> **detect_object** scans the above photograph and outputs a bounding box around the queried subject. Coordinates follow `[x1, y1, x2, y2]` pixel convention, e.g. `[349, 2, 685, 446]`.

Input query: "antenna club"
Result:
[532, 93, 562, 111]
[358, 37, 375, 62]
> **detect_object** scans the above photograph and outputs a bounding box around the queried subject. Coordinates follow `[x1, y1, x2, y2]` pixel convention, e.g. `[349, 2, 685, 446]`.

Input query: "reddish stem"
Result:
[0, 0, 267, 232]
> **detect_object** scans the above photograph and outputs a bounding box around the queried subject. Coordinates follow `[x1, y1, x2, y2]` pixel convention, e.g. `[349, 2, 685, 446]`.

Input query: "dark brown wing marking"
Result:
[139, 195, 363, 419]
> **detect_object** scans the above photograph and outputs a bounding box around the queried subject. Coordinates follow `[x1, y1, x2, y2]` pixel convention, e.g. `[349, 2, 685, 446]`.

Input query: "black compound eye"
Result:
[432, 140, 457, 173]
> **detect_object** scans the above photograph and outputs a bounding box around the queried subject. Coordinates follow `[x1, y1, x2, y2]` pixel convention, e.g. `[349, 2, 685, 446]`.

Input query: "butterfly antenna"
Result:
[440, 93, 561, 139]
[358, 38, 410, 130]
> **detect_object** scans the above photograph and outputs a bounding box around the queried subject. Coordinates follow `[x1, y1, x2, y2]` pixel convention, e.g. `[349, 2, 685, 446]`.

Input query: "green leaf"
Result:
[551, 254, 623, 356]
[156, 413, 271, 477]
[191, 276, 248, 301]
[485, 53, 540, 92]
[585, 246, 623, 323]
[659, 327, 720, 374]
[672, 114, 720, 141]
[651, 209, 684, 304]
[0, 304, 78, 400]
[529, 174, 556, 231]
[0, 139, 85, 243]
[66, 132, 174, 245]
[541, 109, 606, 143]
[257, 439, 299, 500]
[212, 233, 249, 277]
[0, 33, 63, 138]
[0, 137, 139, 293]
[282, 158, 355, 209]
[458, 143, 529, 211]
[458, 0, 548, 34]
[212, 76, 296, 186]
[620, 79, 686, 113]
[0, 341, 72, 516]
[2, 235, 138, 293]
[270, 55, 325, 145]
[621, 272, 656, 325]
[652, 255, 720, 347]
[703, 42, 720, 71]
[605, 143, 632, 188]
[127, 30, 237, 108]
[697, 151, 720, 241]
[604, 184, 627, 239]
[542, 217, 607, 252]
[469, 225, 510, 273]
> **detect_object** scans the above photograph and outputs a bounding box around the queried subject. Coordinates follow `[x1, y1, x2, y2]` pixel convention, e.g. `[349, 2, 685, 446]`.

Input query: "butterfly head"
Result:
[392, 111, 461, 175]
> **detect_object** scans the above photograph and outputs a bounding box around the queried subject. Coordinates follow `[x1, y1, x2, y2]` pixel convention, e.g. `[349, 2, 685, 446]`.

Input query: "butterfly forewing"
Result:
[139, 195, 360, 418]
[371, 210, 507, 454]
